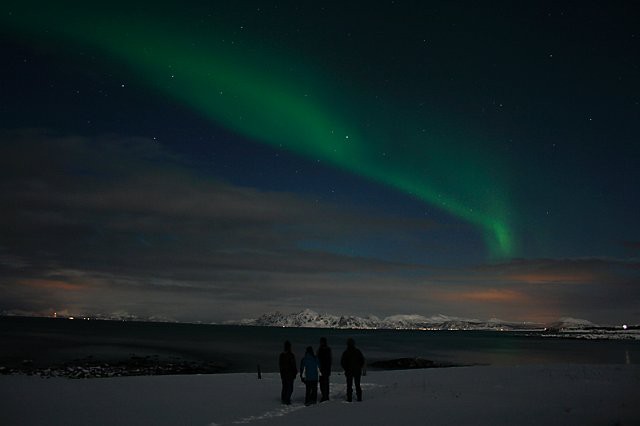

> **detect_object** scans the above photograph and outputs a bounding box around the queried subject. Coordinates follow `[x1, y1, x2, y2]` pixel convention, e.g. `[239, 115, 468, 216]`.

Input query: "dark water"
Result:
[1, 317, 638, 373]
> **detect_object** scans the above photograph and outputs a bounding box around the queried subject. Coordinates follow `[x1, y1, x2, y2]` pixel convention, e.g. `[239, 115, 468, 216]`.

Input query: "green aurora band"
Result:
[4, 6, 515, 258]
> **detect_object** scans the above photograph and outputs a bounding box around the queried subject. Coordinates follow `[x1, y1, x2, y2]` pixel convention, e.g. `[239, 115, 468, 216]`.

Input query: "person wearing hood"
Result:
[300, 346, 320, 405]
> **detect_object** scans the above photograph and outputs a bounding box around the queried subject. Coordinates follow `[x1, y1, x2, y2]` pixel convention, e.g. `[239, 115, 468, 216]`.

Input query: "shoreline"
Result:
[0, 355, 228, 379]
[1, 356, 468, 379]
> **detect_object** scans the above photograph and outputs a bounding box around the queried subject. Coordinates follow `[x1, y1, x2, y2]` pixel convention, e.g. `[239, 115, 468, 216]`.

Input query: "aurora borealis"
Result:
[1, 1, 639, 324]
[4, 3, 513, 257]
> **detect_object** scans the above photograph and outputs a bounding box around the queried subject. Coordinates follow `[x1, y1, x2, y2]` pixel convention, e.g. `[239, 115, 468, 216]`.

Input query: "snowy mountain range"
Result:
[234, 309, 543, 331]
[235, 310, 640, 340]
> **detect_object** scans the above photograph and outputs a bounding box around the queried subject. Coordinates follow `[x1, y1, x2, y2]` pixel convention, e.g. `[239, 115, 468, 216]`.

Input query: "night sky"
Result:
[1, 1, 639, 324]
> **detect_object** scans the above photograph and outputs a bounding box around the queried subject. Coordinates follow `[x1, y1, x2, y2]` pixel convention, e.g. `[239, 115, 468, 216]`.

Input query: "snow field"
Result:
[1, 365, 639, 425]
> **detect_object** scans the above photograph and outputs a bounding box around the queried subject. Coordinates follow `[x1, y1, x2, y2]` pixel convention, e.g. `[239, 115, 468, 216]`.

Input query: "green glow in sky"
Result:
[5, 6, 514, 257]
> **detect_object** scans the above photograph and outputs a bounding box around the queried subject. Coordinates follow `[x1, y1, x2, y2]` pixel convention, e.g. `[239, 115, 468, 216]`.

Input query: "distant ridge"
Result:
[232, 308, 543, 331]
[230, 310, 640, 340]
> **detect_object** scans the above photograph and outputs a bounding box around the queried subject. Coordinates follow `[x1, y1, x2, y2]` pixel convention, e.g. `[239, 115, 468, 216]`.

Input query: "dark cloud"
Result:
[0, 129, 436, 320]
[467, 256, 639, 324]
[2, 130, 639, 324]
[622, 241, 640, 253]
[474, 257, 640, 285]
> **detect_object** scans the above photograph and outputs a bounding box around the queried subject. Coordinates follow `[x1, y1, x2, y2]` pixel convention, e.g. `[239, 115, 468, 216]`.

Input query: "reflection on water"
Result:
[1, 317, 639, 372]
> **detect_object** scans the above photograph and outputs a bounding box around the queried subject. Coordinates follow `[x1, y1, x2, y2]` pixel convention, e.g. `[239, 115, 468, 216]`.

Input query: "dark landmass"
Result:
[0, 355, 228, 379]
[369, 357, 463, 370]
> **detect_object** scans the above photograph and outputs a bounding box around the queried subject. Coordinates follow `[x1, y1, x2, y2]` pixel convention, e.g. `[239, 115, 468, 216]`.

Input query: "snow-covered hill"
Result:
[546, 317, 596, 330]
[236, 309, 539, 331]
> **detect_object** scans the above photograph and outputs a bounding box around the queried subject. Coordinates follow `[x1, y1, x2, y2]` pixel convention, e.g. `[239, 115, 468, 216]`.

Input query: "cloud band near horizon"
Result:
[1, 130, 638, 324]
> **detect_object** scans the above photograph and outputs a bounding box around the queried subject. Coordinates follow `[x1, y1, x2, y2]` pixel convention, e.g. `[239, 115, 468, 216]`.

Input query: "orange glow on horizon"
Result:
[434, 288, 527, 303]
[507, 272, 594, 284]
[431, 288, 560, 323]
[19, 279, 84, 291]
[456, 288, 527, 303]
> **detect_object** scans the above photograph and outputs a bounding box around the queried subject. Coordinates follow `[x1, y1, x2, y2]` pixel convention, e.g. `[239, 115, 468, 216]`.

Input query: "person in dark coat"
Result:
[300, 346, 320, 405]
[279, 340, 297, 405]
[340, 337, 365, 402]
[317, 337, 332, 401]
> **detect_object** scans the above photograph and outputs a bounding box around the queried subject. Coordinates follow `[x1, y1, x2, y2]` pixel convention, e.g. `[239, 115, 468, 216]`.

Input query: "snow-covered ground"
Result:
[1, 364, 639, 425]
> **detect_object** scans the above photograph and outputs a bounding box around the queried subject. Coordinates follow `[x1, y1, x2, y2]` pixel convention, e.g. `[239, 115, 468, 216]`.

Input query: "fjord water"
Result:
[1, 317, 638, 372]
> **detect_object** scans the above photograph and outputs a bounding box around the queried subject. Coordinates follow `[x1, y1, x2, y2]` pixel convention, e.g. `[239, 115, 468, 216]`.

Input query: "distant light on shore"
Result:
[622, 324, 628, 330]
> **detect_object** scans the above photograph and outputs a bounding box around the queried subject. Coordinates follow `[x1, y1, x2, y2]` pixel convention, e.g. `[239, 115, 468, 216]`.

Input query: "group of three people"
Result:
[279, 337, 365, 405]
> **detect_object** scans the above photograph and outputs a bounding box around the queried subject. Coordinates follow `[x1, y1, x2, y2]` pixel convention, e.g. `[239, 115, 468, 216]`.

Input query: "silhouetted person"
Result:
[300, 346, 319, 405]
[317, 337, 332, 401]
[341, 337, 365, 402]
[279, 340, 297, 405]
